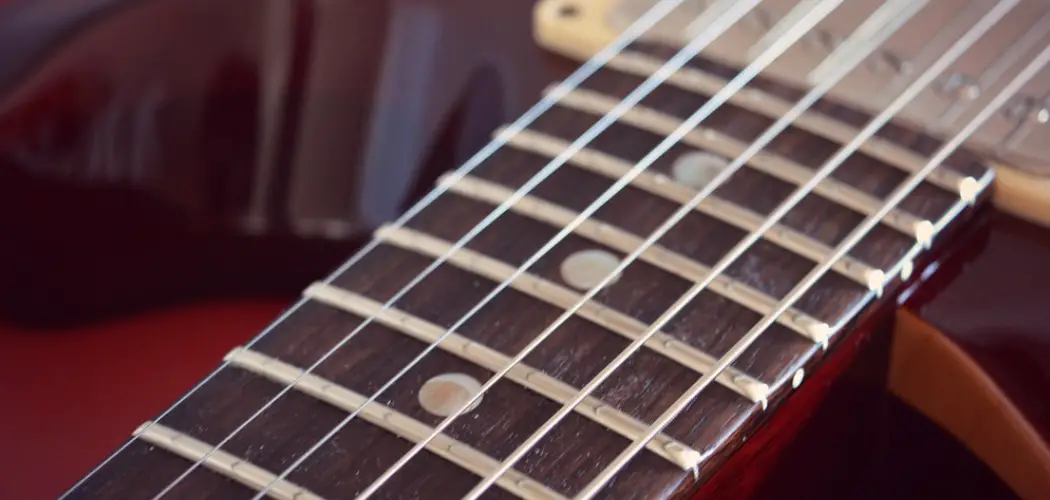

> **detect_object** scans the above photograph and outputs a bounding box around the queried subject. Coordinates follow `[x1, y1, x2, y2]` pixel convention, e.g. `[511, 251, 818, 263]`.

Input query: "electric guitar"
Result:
[38, 0, 1050, 498]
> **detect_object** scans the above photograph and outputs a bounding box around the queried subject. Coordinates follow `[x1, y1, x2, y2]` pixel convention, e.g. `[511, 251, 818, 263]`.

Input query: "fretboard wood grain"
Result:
[67, 39, 995, 500]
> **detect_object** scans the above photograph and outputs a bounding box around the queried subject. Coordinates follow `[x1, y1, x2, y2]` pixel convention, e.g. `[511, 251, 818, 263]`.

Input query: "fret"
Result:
[301, 281, 703, 470]
[603, 50, 977, 196]
[372, 225, 771, 403]
[439, 172, 831, 344]
[552, 86, 932, 239]
[497, 126, 884, 289]
[223, 347, 564, 500]
[132, 422, 324, 500]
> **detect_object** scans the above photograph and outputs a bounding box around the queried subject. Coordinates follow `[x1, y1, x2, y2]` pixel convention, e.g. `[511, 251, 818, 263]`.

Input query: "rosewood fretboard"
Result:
[64, 40, 994, 500]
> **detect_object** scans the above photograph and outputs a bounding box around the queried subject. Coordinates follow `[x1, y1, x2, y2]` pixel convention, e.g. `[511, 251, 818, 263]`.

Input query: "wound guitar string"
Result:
[57, 0, 711, 497]
[363, 2, 1021, 499]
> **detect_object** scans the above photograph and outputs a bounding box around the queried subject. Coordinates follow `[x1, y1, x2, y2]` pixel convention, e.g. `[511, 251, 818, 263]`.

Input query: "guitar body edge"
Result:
[890, 309, 1050, 500]
[893, 207, 1050, 500]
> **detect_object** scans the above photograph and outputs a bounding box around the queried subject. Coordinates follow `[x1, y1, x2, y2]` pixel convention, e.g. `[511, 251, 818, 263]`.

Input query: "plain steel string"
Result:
[579, 13, 1044, 499]
[125, 1, 726, 498]
[324, 2, 855, 499]
[144, 1, 762, 499]
[573, 5, 1023, 499]
[462, 0, 936, 497]
[249, 2, 784, 499]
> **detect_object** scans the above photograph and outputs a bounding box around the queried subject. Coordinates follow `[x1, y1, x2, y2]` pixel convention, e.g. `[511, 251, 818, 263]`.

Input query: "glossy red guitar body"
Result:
[0, 0, 548, 329]
[0, 1, 551, 496]
[0, 0, 539, 496]
[0, 0, 359, 328]
[902, 210, 1050, 443]
[890, 208, 1050, 500]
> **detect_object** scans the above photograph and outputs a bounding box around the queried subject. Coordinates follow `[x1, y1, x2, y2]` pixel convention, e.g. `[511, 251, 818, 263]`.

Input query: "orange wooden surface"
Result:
[0, 300, 289, 499]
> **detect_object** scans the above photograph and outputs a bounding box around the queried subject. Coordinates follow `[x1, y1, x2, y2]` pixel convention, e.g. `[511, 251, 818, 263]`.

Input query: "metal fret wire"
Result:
[463, 0, 1015, 497]
[580, 14, 1048, 499]
[143, 1, 764, 499]
[59, 0, 708, 497]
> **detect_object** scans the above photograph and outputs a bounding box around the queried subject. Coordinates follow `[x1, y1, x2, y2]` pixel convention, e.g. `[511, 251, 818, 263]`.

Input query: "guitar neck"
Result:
[65, 1, 1016, 499]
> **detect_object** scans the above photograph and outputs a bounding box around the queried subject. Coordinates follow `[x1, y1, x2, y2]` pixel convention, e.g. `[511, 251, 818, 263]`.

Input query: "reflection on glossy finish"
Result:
[0, 0, 550, 328]
[0, 0, 338, 328]
[902, 207, 1050, 446]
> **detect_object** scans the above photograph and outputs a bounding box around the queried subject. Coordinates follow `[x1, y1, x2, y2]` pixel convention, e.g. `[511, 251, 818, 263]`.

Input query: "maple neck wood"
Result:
[62, 21, 1000, 500]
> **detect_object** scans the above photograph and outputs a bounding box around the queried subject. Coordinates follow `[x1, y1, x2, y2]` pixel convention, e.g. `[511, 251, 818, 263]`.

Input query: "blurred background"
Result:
[0, 0, 559, 496]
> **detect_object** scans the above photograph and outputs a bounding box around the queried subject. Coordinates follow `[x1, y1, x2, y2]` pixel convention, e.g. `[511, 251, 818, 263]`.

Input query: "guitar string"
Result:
[57, 0, 707, 497]
[259, 2, 861, 499]
[461, 0, 1025, 497]
[141, 1, 765, 498]
[576, 10, 1047, 500]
